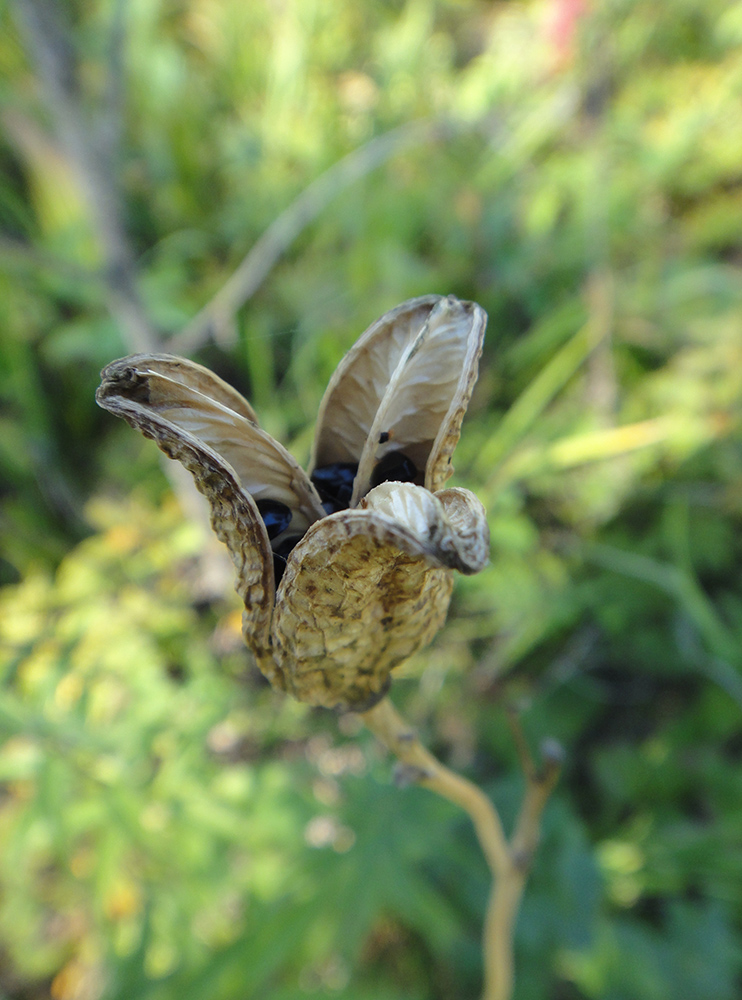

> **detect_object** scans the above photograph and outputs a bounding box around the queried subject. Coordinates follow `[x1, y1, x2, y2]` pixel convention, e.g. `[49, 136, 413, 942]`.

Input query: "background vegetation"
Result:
[2, 0, 742, 997]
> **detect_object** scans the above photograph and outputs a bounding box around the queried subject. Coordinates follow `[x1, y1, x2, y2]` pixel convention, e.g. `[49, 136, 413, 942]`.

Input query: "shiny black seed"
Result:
[272, 553, 287, 586]
[271, 535, 302, 588]
[379, 431, 390, 444]
[273, 535, 301, 558]
[256, 499, 293, 540]
[371, 451, 417, 488]
[311, 461, 358, 511]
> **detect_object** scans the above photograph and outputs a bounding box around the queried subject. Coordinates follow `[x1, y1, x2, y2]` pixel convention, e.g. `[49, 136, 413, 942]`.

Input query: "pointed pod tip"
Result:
[96, 359, 151, 408]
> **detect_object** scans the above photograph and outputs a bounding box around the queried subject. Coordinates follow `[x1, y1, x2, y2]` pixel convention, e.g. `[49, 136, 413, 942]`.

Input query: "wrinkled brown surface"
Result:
[272, 512, 454, 709]
[435, 487, 490, 575]
[361, 482, 490, 575]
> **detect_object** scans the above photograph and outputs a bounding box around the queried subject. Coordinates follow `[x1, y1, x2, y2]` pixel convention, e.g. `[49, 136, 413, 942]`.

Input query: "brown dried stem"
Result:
[12, 0, 157, 353]
[360, 697, 561, 1000]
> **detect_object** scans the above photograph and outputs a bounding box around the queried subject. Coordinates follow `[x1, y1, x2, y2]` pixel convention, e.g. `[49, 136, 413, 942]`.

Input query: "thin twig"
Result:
[361, 698, 510, 876]
[361, 697, 561, 1000]
[168, 95, 589, 355]
[100, 0, 127, 165]
[167, 91, 584, 353]
[483, 720, 562, 1000]
[11, 0, 156, 353]
[11, 0, 234, 588]
[166, 118, 457, 353]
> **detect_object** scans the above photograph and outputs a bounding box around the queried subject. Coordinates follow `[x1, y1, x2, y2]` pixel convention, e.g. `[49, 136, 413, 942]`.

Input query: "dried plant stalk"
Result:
[361, 697, 561, 1000]
[95, 295, 525, 991]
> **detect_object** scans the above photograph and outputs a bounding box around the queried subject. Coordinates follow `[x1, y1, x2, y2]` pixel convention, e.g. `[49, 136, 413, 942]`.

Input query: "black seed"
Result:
[256, 499, 293, 540]
[311, 461, 358, 511]
[271, 534, 302, 588]
[371, 451, 417, 488]
[273, 553, 287, 586]
[379, 431, 390, 444]
[273, 535, 301, 558]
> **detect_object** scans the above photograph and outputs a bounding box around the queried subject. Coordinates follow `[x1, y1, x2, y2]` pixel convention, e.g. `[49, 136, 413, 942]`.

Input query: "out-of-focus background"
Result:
[1, 0, 742, 997]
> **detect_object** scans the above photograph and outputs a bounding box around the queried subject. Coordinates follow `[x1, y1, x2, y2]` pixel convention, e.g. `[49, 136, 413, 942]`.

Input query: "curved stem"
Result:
[360, 698, 561, 1000]
[167, 118, 453, 352]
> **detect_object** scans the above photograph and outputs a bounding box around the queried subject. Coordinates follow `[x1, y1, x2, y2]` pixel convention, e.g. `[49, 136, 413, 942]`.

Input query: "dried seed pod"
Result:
[97, 355, 326, 535]
[310, 295, 487, 503]
[97, 296, 489, 711]
[96, 360, 277, 668]
[271, 509, 455, 709]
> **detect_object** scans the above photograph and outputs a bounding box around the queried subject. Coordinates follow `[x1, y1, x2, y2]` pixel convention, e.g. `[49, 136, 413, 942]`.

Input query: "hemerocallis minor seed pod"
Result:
[96, 295, 489, 710]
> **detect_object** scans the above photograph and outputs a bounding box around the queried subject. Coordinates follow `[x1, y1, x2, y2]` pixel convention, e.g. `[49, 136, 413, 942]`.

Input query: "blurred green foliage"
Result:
[2, 0, 742, 997]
